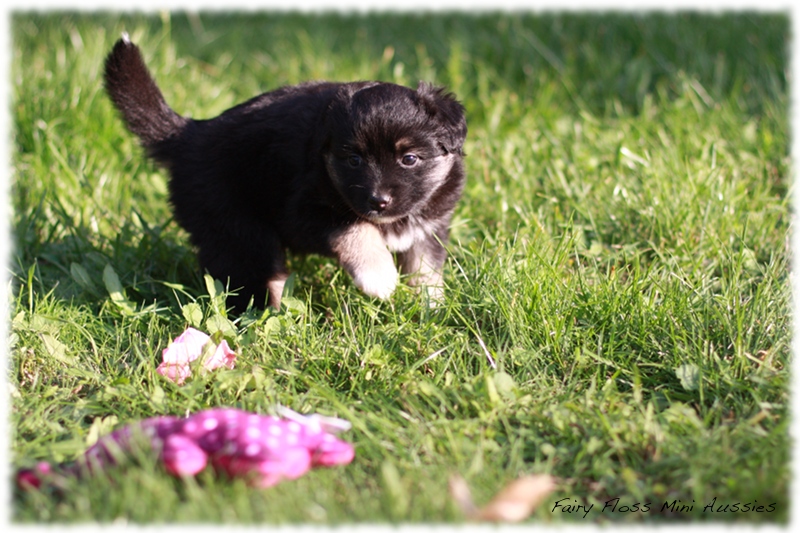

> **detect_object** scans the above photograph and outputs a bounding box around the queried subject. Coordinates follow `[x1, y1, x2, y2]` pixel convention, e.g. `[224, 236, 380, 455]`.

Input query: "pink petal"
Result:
[203, 340, 237, 371]
[160, 342, 193, 366]
[158, 328, 238, 384]
[175, 327, 211, 350]
[161, 328, 209, 365]
[157, 362, 192, 384]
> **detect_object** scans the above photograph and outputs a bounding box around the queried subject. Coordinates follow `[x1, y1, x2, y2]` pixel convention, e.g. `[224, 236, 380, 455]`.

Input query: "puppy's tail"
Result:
[103, 34, 187, 146]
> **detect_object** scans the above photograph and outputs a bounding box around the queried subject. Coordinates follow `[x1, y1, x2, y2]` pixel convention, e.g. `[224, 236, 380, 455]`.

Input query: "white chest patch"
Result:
[381, 217, 438, 252]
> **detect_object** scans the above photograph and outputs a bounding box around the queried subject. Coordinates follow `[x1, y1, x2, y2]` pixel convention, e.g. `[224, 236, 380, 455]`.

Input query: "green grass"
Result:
[8, 10, 791, 524]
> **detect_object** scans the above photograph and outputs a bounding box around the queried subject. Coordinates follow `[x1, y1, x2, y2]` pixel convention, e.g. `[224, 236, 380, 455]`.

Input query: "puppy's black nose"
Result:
[368, 194, 391, 212]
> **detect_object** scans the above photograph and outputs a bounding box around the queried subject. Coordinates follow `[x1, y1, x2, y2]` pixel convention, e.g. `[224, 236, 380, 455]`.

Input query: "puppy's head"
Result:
[323, 82, 467, 223]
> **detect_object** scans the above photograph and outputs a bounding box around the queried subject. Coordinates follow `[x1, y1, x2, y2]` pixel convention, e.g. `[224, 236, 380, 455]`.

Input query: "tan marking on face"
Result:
[394, 138, 416, 153]
[426, 154, 456, 188]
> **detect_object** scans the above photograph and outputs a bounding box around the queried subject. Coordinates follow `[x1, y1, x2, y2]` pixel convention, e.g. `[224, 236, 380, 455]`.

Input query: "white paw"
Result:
[331, 222, 398, 300]
[351, 253, 398, 299]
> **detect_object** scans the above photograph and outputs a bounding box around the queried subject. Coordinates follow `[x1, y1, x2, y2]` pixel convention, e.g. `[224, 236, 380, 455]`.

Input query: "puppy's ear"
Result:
[416, 82, 467, 155]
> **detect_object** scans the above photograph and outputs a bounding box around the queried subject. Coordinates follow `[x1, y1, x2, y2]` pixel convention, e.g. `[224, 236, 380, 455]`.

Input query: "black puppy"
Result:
[103, 35, 467, 311]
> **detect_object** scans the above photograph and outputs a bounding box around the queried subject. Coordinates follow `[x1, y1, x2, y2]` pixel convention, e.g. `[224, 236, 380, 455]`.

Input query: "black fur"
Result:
[103, 37, 467, 311]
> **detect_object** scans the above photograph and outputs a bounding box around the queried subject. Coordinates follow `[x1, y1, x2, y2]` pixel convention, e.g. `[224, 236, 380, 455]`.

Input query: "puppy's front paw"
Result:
[350, 250, 398, 299]
[331, 222, 398, 300]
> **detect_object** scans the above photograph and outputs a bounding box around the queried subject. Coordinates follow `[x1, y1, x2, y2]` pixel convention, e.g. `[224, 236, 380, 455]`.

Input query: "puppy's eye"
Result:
[347, 155, 362, 168]
[401, 154, 419, 167]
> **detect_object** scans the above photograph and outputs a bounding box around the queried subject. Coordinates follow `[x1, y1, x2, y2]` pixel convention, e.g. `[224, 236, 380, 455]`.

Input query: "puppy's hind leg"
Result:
[221, 269, 288, 313]
[330, 222, 398, 300]
[198, 231, 288, 312]
[266, 272, 290, 310]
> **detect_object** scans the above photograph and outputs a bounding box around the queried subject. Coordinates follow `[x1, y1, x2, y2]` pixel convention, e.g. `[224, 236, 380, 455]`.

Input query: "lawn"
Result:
[7, 10, 791, 524]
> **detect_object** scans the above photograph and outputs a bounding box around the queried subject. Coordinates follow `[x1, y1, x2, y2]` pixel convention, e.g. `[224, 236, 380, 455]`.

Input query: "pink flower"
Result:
[203, 339, 237, 371]
[157, 328, 237, 384]
[157, 362, 193, 385]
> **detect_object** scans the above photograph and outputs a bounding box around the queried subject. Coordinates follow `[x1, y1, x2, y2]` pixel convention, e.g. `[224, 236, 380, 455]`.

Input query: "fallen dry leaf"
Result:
[450, 473, 557, 523]
[448, 474, 478, 517]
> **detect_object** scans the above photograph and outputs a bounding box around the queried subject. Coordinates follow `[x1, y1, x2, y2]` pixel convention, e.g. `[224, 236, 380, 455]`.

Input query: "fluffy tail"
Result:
[103, 34, 187, 146]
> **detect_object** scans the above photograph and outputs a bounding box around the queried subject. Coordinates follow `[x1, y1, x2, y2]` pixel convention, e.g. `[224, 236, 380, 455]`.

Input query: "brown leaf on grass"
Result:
[450, 473, 557, 523]
[448, 474, 478, 517]
[477, 474, 557, 522]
